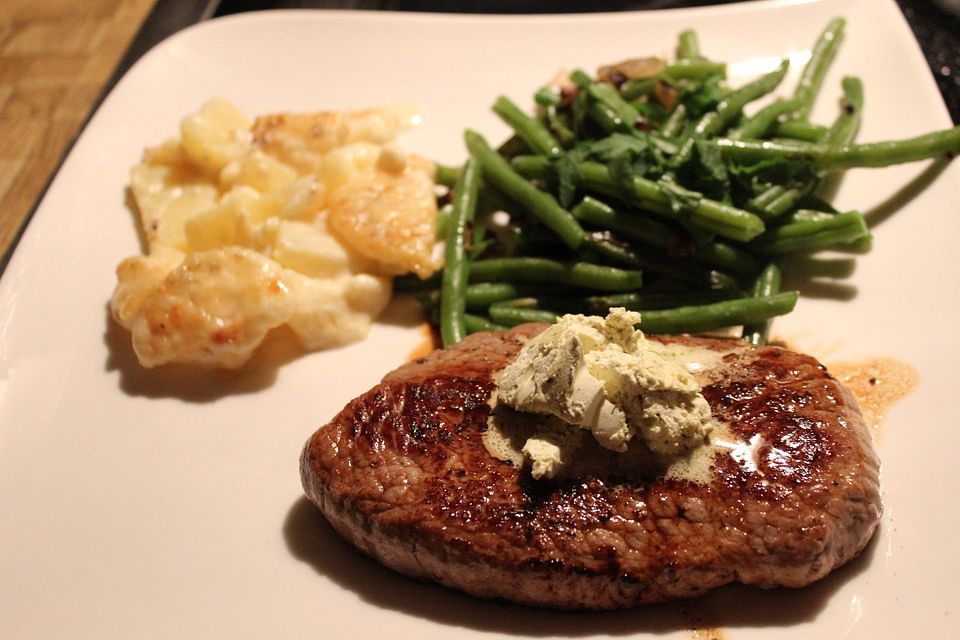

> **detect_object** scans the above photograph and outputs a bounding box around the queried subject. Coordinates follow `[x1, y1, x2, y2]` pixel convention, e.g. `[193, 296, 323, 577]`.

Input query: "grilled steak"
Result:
[300, 325, 881, 609]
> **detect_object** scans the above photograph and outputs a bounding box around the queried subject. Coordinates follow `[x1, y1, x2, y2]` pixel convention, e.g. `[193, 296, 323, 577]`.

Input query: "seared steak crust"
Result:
[300, 325, 881, 609]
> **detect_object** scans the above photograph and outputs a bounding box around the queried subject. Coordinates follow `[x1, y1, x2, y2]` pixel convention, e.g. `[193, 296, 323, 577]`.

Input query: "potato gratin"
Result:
[111, 99, 439, 368]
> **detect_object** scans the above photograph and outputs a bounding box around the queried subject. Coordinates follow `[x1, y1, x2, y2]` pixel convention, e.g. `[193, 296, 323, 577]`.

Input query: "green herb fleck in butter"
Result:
[495, 308, 713, 479]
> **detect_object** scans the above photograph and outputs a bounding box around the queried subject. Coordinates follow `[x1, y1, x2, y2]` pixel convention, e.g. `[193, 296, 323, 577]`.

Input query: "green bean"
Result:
[580, 232, 642, 267]
[747, 185, 785, 213]
[693, 240, 762, 276]
[822, 76, 864, 146]
[570, 86, 590, 137]
[571, 196, 759, 276]
[789, 208, 835, 223]
[638, 292, 798, 334]
[497, 134, 530, 159]
[588, 100, 630, 136]
[415, 282, 562, 311]
[434, 162, 460, 188]
[439, 158, 480, 347]
[619, 78, 659, 101]
[689, 112, 720, 139]
[677, 29, 701, 60]
[435, 202, 453, 239]
[649, 132, 680, 155]
[620, 61, 726, 101]
[711, 125, 960, 168]
[462, 282, 541, 309]
[543, 105, 576, 148]
[742, 262, 782, 344]
[793, 17, 846, 119]
[664, 59, 726, 80]
[764, 188, 803, 219]
[728, 97, 804, 140]
[697, 59, 790, 137]
[771, 119, 829, 142]
[572, 196, 682, 249]
[660, 103, 687, 138]
[672, 59, 789, 165]
[464, 313, 507, 334]
[838, 235, 873, 254]
[414, 20, 948, 344]
[587, 83, 642, 134]
[488, 302, 559, 327]
[709, 270, 742, 293]
[751, 211, 870, 255]
[534, 86, 562, 108]
[506, 223, 568, 255]
[493, 96, 562, 157]
[582, 231, 712, 285]
[465, 129, 586, 250]
[486, 286, 736, 317]
[468, 257, 642, 291]
[570, 69, 592, 88]
[512, 156, 766, 241]
[583, 289, 738, 314]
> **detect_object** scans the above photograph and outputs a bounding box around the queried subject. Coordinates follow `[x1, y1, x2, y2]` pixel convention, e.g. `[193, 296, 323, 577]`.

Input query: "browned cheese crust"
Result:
[300, 324, 881, 609]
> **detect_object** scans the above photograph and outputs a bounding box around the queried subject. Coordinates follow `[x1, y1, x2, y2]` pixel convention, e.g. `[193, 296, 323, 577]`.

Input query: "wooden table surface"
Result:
[0, 0, 157, 264]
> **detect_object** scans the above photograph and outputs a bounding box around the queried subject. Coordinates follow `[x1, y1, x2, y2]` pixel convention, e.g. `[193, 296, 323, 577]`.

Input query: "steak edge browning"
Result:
[300, 325, 881, 609]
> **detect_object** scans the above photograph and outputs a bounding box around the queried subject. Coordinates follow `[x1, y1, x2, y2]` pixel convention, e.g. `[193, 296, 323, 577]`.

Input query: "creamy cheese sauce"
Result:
[827, 357, 918, 437]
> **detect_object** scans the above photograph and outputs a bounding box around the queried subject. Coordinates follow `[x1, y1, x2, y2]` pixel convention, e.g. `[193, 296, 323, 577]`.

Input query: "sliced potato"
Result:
[116, 99, 432, 369]
[219, 148, 298, 193]
[127, 247, 294, 369]
[327, 154, 439, 278]
[252, 110, 346, 171]
[184, 203, 244, 252]
[271, 219, 350, 278]
[342, 104, 421, 145]
[316, 142, 382, 192]
[263, 175, 326, 220]
[180, 98, 252, 174]
[129, 159, 219, 252]
[111, 246, 185, 326]
[251, 105, 419, 173]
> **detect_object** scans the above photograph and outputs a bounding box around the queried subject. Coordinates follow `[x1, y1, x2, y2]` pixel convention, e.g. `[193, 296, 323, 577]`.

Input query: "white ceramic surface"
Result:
[1, 0, 958, 637]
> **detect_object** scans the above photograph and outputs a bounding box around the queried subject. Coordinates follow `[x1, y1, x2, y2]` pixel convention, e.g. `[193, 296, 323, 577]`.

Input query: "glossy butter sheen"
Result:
[494, 310, 714, 478]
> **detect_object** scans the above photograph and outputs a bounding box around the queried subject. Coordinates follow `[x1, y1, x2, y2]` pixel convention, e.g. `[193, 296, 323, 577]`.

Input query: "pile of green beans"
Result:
[407, 17, 960, 347]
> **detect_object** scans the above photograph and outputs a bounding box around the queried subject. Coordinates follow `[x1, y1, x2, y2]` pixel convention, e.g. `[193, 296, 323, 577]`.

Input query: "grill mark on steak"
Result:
[301, 324, 881, 609]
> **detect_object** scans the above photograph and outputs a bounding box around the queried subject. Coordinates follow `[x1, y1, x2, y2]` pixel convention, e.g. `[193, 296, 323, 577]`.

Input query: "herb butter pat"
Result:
[496, 308, 713, 479]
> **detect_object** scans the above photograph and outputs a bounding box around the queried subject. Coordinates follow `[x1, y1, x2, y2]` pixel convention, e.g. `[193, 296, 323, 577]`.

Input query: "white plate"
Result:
[1, 0, 957, 637]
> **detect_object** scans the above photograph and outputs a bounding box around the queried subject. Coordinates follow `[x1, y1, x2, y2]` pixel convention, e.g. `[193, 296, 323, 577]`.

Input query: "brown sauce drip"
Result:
[406, 323, 440, 362]
[827, 358, 918, 437]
